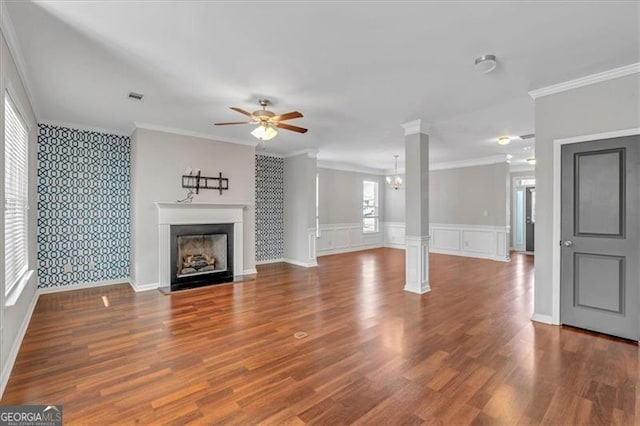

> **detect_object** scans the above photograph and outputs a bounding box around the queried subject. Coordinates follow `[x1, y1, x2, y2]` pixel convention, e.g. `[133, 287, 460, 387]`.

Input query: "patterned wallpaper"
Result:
[37, 124, 130, 288]
[255, 154, 284, 262]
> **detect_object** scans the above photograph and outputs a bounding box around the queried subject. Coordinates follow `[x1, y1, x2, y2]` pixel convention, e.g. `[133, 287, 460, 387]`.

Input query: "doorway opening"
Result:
[512, 177, 535, 253]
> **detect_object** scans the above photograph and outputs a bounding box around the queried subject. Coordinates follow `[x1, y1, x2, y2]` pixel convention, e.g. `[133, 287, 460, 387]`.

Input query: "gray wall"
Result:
[385, 180, 405, 222]
[0, 30, 39, 394]
[284, 153, 316, 263]
[131, 128, 256, 285]
[534, 73, 640, 318]
[384, 163, 510, 227]
[318, 168, 385, 225]
[431, 163, 510, 226]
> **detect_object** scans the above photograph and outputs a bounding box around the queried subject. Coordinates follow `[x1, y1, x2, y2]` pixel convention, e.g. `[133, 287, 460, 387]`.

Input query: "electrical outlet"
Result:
[63, 262, 72, 273]
[483, 210, 489, 217]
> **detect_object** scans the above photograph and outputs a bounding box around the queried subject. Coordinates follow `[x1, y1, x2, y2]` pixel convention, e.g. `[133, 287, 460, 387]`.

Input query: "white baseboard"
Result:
[0, 290, 39, 398]
[242, 268, 258, 275]
[316, 243, 383, 257]
[38, 278, 130, 294]
[531, 313, 555, 325]
[255, 258, 285, 265]
[129, 280, 158, 292]
[429, 248, 510, 262]
[284, 258, 318, 268]
[383, 242, 405, 250]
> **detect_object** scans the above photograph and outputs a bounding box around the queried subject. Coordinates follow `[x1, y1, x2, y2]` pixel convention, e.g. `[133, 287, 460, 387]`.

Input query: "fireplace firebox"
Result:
[170, 223, 234, 291]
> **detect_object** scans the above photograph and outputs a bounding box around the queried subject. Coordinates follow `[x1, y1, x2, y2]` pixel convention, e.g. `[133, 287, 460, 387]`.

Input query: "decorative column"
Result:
[402, 120, 430, 294]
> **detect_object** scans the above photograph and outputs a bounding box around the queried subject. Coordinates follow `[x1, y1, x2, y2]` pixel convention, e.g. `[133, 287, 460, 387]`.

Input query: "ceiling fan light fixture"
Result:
[475, 54, 497, 73]
[497, 136, 511, 145]
[251, 124, 278, 141]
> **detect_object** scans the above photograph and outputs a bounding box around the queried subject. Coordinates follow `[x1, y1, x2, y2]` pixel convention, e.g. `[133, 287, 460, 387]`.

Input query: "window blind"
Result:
[4, 92, 29, 294]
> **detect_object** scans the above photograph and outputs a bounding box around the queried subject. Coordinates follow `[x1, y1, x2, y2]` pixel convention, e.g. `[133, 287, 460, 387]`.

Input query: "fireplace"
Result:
[170, 223, 234, 291]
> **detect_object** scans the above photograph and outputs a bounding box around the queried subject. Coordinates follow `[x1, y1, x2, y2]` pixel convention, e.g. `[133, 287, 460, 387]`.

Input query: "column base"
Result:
[404, 235, 430, 294]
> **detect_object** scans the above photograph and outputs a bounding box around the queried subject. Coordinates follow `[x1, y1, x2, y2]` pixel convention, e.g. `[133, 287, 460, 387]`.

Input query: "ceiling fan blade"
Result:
[229, 107, 254, 118]
[276, 122, 308, 133]
[271, 111, 303, 122]
[214, 121, 253, 125]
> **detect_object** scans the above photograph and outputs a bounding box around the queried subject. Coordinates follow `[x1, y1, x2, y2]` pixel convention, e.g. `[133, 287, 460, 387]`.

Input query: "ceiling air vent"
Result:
[519, 133, 535, 140]
[128, 92, 144, 100]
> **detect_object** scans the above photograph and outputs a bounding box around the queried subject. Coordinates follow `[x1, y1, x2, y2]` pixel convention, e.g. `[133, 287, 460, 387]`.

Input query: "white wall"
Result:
[0, 29, 39, 395]
[533, 73, 640, 321]
[130, 128, 256, 287]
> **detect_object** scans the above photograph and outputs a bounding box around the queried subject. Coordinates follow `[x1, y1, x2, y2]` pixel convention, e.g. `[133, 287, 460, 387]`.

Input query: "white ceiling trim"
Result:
[528, 62, 640, 99]
[509, 163, 535, 172]
[39, 119, 131, 137]
[317, 160, 386, 176]
[0, 1, 39, 119]
[134, 122, 260, 147]
[430, 155, 509, 171]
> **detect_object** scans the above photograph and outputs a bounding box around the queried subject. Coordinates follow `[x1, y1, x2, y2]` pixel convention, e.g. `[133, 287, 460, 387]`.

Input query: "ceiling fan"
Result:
[214, 99, 307, 141]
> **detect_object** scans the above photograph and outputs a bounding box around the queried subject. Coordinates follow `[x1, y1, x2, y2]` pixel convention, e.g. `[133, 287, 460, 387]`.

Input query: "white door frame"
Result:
[511, 175, 534, 252]
[551, 127, 640, 325]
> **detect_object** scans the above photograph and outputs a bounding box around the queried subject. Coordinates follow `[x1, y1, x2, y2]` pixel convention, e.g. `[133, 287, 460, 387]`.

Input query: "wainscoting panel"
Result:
[317, 223, 383, 256]
[431, 228, 459, 251]
[383, 222, 510, 262]
[383, 222, 406, 249]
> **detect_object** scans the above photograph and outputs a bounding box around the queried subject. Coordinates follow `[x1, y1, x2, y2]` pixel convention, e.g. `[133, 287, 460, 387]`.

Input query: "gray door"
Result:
[525, 187, 535, 252]
[561, 136, 639, 340]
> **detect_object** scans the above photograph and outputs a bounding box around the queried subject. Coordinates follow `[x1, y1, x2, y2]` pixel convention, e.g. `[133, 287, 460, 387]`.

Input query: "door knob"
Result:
[563, 240, 574, 247]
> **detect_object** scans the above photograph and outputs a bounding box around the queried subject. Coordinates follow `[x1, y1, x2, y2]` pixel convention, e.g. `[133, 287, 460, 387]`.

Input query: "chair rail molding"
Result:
[316, 223, 383, 256]
[383, 222, 510, 262]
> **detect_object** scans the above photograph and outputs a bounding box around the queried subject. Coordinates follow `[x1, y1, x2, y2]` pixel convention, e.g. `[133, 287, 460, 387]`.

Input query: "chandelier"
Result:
[385, 155, 403, 190]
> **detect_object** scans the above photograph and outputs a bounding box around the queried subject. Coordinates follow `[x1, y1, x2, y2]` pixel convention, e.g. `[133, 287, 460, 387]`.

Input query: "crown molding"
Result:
[401, 119, 430, 136]
[255, 150, 285, 158]
[0, 2, 40, 120]
[317, 160, 386, 176]
[430, 155, 509, 171]
[528, 62, 640, 99]
[39, 120, 131, 137]
[509, 163, 535, 173]
[133, 122, 260, 147]
[286, 148, 317, 158]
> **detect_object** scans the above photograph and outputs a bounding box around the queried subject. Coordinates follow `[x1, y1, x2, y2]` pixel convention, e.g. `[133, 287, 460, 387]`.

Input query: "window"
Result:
[362, 180, 379, 233]
[4, 92, 29, 295]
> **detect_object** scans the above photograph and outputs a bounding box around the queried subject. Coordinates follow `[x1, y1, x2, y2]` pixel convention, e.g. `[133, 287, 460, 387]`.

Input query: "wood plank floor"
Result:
[2, 249, 638, 425]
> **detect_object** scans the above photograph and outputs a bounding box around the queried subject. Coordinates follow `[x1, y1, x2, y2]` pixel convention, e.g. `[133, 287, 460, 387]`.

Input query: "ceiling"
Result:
[4, 1, 639, 171]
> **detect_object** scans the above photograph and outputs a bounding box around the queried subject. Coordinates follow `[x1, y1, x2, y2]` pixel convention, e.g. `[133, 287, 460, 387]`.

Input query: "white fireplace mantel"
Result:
[155, 202, 249, 287]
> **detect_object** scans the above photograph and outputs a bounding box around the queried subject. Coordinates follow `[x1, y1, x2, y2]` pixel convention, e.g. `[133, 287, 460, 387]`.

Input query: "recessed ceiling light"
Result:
[475, 54, 497, 73]
[526, 157, 536, 165]
[497, 136, 511, 145]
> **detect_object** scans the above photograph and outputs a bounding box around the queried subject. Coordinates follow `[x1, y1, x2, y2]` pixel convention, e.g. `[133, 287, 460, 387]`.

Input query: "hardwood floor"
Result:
[2, 249, 637, 424]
